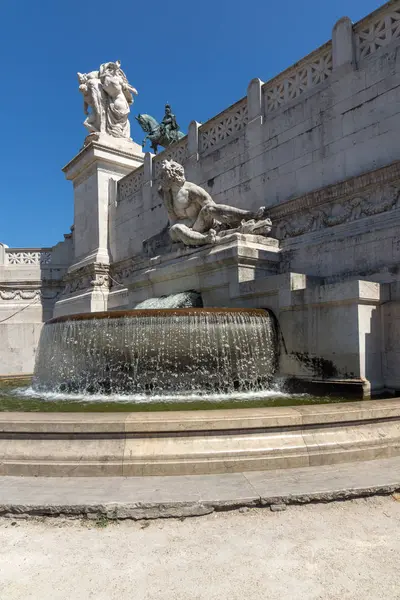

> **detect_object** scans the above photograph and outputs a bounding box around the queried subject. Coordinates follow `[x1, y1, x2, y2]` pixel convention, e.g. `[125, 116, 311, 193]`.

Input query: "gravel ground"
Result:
[0, 497, 399, 600]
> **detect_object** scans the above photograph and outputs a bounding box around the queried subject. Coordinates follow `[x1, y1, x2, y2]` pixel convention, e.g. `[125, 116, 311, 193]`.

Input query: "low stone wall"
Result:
[0, 400, 399, 476]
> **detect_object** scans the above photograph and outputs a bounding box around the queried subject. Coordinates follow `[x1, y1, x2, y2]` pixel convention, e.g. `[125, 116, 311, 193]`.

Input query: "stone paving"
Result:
[1, 496, 400, 599]
[1, 456, 400, 519]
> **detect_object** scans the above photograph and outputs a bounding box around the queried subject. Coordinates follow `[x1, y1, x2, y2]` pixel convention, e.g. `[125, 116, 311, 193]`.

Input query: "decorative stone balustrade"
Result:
[116, 0, 400, 201]
[263, 43, 333, 114]
[198, 99, 248, 154]
[118, 165, 144, 203]
[5, 249, 52, 266]
[354, 0, 400, 61]
[153, 137, 188, 179]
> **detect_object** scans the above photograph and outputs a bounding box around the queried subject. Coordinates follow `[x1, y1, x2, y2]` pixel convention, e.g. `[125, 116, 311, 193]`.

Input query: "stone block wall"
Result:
[0, 241, 72, 375]
[112, 0, 400, 264]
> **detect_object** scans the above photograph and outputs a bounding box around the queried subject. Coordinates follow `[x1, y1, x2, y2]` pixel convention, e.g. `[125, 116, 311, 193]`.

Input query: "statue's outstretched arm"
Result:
[126, 83, 138, 95]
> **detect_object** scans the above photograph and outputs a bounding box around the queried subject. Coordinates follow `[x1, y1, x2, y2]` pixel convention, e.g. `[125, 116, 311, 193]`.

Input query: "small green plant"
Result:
[95, 515, 109, 528]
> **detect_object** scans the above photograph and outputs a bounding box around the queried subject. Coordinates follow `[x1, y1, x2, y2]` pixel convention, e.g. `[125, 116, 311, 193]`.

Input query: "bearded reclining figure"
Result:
[157, 160, 272, 246]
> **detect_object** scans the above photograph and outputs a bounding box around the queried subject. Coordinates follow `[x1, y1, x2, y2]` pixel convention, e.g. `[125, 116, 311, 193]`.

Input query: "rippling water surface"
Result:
[0, 379, 354, 412]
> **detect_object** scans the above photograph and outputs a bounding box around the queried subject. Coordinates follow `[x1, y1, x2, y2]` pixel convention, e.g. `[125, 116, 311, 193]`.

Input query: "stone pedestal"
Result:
[54, 135, 144, 317]
[118, 234, 281, 308]
[233, 274, 383, 397]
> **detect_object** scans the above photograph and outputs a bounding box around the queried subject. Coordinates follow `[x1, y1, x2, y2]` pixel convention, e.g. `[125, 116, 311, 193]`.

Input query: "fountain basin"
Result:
[0, 399, 399, 476]
[34, 308, 278, 395]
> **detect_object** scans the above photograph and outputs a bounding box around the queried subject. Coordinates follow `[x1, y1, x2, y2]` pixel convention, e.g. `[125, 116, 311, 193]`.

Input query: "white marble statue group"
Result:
[78, 60, 137, 140]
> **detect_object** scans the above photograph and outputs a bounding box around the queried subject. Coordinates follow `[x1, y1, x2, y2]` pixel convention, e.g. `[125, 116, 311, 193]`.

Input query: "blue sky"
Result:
[1, 0, 384, 248]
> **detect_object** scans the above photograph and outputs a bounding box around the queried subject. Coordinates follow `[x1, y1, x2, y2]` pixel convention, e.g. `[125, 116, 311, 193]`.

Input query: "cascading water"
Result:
[33, 309, 278, 396]
[134, 291, 203, 309]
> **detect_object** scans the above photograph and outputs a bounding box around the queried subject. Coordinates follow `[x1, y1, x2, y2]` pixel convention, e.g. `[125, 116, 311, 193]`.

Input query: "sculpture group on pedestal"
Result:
[77, 60, 138, 140]
[158, 160, 272, 246]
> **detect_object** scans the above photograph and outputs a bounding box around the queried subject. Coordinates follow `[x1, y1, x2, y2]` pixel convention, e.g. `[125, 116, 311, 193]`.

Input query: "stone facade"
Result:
[0, 241, 72, 375]
[3, 1, 400, 395]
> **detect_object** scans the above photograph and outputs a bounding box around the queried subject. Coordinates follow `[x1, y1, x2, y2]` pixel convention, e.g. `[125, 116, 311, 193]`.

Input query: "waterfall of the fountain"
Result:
[33, 309, 278, 395]
[134, 291, 203, 309]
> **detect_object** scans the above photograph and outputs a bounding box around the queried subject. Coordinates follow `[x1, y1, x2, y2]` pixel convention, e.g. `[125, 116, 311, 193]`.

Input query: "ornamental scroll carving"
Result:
[0, 289, 59, 301]
[0, 289, 41, 301]
[275, 184, 400, 240]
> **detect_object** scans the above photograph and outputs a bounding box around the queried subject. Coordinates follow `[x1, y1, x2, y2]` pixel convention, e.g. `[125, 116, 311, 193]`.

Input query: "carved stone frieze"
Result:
[0, 289, 41, 301]
[110, 258, 138, 287]
[0, 287, 59, 301]
[271, 162, 400, 241]
[61, 264, 110, 296]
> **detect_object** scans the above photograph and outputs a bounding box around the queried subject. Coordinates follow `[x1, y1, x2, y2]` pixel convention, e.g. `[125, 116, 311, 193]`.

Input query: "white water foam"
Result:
[13, 382, 302, 404]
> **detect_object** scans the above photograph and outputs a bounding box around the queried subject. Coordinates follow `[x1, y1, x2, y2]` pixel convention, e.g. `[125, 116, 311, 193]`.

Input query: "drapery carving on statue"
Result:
[77, 60, 138, 141]
[157, 160, 272, 246]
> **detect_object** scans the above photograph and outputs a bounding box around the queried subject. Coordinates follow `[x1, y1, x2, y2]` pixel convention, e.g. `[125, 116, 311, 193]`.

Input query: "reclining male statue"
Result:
[158, 160, 272, 246]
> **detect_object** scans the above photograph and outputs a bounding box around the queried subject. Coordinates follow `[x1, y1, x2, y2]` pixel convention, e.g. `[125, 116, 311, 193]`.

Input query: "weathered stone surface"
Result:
[0, 456, 399, 519]
[3, 1, 400, 395]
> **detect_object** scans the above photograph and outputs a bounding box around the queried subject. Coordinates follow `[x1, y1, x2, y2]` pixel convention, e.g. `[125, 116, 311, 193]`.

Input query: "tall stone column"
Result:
[54, 135, 144, 317]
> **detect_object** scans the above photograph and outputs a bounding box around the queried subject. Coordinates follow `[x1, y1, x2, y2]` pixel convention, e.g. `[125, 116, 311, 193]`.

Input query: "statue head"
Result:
[165, 104, 172, 115]
[160, 160, 186, 186]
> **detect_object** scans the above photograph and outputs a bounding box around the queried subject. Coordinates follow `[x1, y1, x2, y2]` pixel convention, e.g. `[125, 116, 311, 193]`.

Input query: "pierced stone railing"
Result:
[198, 99, 248, 154]
[114, 2, 400, 201]
[118, 165, 144, 203]
[153, 137, 189, 179]
[5, 249, 52, 266]
[262, 42, 333, 114]
[354, 0, 400, 61]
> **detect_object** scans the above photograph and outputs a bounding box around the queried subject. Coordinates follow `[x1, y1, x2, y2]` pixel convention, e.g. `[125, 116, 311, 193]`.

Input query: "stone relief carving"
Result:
[6, 251, 52, 266]
[0, 289, 41, 301]
[275, 184, 400, 240]
[77, 60, 138, 140]
[0, 288, 59, 301]
[110, 259, 137, 287]
[158, 160, 272, 246]
[61, 265, 110, 296]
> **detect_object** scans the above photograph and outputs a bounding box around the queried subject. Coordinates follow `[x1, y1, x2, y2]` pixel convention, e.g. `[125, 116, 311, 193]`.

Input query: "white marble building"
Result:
[2, 1, 400, 396]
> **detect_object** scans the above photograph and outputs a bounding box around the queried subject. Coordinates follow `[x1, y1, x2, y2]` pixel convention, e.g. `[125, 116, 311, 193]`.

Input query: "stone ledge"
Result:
[1, 398, 400, 433]
[1, 400, 400, 476]
[0, 456, 399, 520]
